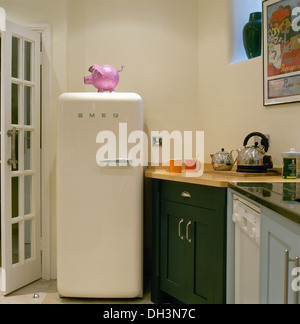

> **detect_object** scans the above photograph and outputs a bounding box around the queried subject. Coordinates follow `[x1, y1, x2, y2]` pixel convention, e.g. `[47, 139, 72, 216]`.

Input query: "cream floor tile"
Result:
[0, 278, 153, 305]
[0, 279, 56, 304]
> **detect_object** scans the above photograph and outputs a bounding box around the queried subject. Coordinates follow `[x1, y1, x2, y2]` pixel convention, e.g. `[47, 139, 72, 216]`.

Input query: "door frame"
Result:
[1, 20, 42, 293]
[25, 24, 52, 280]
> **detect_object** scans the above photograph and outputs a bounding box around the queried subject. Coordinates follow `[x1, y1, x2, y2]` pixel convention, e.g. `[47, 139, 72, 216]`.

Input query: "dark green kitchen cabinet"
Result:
[151, 180, 227, 304]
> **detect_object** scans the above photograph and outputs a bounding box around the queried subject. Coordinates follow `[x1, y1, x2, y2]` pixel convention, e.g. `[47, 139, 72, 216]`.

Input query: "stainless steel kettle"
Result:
[236, 132, 270, 173]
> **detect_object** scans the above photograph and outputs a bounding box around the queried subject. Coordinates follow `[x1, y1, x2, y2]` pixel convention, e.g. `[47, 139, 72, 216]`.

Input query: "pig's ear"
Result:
[89, 65, 96, 73]
[89, 65, 103, 76]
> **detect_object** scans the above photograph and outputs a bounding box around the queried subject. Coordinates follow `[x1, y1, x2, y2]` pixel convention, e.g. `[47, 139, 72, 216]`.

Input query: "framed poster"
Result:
[263, 0, 300, 105]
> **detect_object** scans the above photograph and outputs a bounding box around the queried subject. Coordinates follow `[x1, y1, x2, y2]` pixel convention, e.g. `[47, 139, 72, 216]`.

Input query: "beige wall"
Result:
[67, 0, 200, 134]
[199, 0, 300, 167]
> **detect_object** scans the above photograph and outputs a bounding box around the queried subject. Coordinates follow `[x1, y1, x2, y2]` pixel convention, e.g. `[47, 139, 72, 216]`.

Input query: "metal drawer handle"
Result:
[7, 127, 18, 169]
[178, 219, 184, 240]
[181, 191, 191, 199]
[284, 250, 299, 304]
[186, 221, 192, 243]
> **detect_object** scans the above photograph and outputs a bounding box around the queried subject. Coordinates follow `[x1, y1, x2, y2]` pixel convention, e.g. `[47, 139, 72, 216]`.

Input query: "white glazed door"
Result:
[1, 21, 41, 294]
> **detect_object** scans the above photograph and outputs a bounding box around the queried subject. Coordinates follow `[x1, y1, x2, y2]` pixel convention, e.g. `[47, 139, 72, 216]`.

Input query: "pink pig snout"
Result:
[84, 75, 93, 85]
[84, 64, 124, 93]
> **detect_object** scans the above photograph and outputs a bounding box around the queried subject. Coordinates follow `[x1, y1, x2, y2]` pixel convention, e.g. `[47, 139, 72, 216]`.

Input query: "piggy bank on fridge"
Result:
[84, 64, 125, 92]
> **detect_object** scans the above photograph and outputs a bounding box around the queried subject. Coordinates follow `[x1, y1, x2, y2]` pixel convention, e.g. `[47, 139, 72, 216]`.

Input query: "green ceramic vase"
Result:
[243, 12, 262, 59]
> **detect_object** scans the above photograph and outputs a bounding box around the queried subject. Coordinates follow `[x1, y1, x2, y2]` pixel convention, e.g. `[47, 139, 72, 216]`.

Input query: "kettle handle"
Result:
[243, 132, 269, 153]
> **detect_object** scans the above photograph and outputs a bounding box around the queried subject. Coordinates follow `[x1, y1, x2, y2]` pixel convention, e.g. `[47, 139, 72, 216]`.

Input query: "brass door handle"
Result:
[178, 219, 184, 240]
[186, 221, 192, 243]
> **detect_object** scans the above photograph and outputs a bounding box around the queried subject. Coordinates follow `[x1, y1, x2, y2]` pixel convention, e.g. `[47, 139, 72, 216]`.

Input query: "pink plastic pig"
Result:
[84, 64, 125, 92]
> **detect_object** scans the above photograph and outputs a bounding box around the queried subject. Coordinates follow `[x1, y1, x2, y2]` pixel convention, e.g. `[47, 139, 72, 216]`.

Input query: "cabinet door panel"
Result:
[161, 200, 225, 304]
[261, 207, 300, 304]
[187, 208, 218, 304]
[160, 200, 186, 302]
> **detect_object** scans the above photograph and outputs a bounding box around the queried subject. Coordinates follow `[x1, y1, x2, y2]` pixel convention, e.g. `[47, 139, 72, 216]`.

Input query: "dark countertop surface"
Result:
[228, 182, 300, 225]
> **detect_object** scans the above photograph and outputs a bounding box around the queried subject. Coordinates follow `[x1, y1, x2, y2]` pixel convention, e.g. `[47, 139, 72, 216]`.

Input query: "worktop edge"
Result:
[144, 168, 298, 188]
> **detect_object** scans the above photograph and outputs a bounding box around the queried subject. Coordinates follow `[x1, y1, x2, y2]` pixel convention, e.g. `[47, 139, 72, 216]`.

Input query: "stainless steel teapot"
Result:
[236, 132, 270, 173]
[211, 148, 236, 171]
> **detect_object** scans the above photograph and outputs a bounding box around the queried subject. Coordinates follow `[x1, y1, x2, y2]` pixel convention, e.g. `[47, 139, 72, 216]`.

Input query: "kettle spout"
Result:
[236, 148, 242, 153]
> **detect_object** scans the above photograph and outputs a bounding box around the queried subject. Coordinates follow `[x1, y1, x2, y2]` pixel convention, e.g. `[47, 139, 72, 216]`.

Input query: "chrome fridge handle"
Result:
[284, 250, 299, 304]
[7, 127, 18, 169]
[98, 158, 133, 165]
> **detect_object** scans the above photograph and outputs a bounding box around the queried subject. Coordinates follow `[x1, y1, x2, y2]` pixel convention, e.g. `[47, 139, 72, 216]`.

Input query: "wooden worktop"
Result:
[145, 165, 300, 188]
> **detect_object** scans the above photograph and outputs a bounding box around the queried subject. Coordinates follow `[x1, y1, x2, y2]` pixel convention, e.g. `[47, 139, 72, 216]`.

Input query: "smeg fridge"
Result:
[56, 93, 144, 298]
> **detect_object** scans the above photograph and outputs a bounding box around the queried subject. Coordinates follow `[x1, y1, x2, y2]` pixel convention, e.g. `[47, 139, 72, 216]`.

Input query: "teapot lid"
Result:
[216, 148, 228, 154]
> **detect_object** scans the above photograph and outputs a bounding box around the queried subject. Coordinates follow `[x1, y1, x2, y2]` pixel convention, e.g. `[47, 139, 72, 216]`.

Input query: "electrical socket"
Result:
[152, 136, 163, 147]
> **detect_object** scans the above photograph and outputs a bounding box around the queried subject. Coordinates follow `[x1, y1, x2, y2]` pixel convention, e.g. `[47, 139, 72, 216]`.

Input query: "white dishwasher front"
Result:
[232, 195, 261, 304]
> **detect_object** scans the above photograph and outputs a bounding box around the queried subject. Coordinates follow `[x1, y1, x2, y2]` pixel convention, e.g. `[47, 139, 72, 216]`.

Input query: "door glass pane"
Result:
[24, 131, 31, 170]
[11, 177, 19, 218]
[12, 223, 19, 264]
[11, 83, 19, 125]
[12, 37, 20, 78]
[24, 41, 32, 81]
[24, 220, 32, 260]
[24, 86, 31, 125]
[24, 175, 32, 215]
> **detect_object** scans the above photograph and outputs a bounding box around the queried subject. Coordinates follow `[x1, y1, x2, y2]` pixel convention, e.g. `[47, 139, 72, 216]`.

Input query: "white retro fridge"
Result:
[56, 93, 144, 298]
